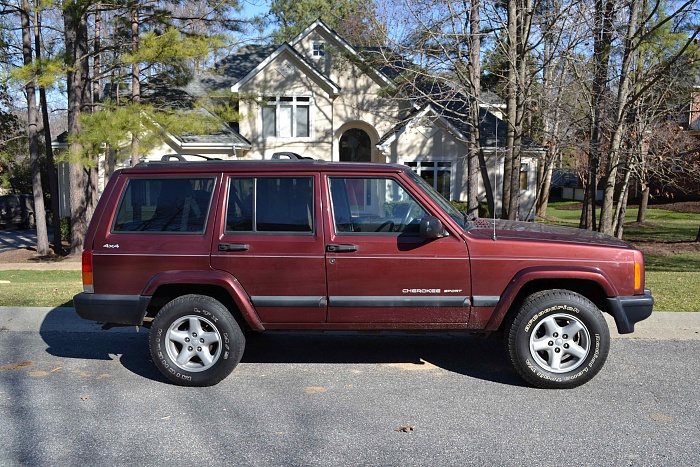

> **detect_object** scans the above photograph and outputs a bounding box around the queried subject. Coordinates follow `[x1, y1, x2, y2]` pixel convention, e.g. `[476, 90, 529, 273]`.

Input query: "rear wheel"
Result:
[507, 290, 610, 389]
[149, 294, 245, 386]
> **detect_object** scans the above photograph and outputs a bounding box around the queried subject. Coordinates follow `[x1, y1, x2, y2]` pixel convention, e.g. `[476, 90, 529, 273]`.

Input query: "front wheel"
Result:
[149, 294, 245, 386]
[507, 290, 610, 389]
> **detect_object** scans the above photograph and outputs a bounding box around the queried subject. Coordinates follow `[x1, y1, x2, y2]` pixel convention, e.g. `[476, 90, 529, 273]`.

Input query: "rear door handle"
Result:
[218, 243, 250, 252]
[326, 244, 358, 253]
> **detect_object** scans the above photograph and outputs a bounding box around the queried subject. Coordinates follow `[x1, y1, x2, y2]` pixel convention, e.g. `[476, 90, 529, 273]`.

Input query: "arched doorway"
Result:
[339, 128, 372, 162]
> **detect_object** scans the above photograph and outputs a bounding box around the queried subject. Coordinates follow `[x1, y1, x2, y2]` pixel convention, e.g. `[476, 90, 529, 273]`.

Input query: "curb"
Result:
[1, 306, 698, 339]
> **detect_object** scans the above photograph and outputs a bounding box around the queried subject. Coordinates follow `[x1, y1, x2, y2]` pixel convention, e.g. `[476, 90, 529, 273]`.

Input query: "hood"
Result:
[467, 219, 632, 249]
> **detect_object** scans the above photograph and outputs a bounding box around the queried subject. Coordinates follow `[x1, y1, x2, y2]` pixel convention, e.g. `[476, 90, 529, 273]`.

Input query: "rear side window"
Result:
[226, 177, 313, 233]
[113, 177, 215, 233]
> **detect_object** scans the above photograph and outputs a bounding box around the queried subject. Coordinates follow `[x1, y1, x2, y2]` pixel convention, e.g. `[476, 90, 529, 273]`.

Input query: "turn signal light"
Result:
[634, 261, 641, 292]
[82, 250, 94, 293]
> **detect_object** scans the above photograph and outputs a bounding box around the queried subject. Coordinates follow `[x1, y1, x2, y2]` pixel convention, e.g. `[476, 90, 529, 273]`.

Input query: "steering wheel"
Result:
[396, 205, 415, 232]
[375, 221, 395, 232]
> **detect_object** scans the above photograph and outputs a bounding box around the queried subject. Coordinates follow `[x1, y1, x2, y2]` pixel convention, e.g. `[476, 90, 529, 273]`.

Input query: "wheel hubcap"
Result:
[529, 313, 590, 373]
[165, 315, 222, 372]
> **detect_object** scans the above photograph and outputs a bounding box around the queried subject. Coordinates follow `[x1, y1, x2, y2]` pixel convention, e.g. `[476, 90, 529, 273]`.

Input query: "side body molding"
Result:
[484, 266, 618, 331]
[142, 270, 265, 331]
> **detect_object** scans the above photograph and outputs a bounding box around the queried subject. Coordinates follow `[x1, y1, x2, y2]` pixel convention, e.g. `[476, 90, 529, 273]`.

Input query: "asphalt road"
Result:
[0, 228, 37, 254]
[1, 308, 698, 465]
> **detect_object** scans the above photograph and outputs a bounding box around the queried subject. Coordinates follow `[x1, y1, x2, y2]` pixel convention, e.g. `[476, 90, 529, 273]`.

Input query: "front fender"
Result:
[142, 270, 265, 331]
[485, 266, 618, 331]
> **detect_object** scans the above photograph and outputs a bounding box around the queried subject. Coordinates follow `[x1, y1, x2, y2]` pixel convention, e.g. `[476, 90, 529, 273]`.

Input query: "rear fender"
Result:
[142, 270, 264, 331]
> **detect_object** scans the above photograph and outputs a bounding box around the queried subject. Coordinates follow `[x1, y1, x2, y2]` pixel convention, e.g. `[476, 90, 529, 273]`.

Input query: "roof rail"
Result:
[159, 154, 222, 162]
[271, 152, 314, 160]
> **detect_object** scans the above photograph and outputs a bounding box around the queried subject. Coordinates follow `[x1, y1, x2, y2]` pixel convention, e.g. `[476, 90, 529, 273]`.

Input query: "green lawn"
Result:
[646, 272, 700, 312]
[545, 201, 700, 242]
[0, 270, 82, 308]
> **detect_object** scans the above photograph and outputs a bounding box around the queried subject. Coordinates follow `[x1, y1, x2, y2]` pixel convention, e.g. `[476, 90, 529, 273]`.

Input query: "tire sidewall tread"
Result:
[149, 294, 245, 387]
[508, 289, 610, 389]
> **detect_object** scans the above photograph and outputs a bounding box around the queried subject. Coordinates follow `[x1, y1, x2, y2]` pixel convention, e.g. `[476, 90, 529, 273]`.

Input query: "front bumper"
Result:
[73, 293, 151, 325]
[607, 289, 654, 334]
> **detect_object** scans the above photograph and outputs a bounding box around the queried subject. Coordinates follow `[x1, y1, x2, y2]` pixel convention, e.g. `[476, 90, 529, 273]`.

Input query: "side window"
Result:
[113, 177, 215, 233]
[329, 177, 427, 234]
[226, 177, 313, 233]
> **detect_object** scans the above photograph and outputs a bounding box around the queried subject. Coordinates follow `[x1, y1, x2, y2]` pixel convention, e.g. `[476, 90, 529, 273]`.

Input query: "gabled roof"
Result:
[290, 19, 395, 90]
[378, 98, 542, 153]
[229, 43, 340, 96]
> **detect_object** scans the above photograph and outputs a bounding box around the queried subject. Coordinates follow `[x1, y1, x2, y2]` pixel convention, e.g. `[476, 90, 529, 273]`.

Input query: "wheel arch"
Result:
[142, 270, 264, 332]
[487, 267, 616, 333]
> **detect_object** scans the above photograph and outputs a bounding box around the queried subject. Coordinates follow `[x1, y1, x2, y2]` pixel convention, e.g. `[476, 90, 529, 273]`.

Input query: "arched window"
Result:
[339, 128, 372, 162]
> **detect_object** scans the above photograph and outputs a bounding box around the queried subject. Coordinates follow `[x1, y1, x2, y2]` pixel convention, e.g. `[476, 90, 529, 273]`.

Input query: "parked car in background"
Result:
[0, 194, 35, 230]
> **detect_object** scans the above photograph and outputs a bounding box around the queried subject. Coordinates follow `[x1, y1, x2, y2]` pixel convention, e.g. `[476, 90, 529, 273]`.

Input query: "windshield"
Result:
[406, 170, 468, 230]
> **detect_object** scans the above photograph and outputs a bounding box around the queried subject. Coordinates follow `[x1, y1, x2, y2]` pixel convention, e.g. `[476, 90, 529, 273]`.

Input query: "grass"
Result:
[0, 270, 82, 308]
[646, 272, 700, 312]
[545, 201, 700, 242]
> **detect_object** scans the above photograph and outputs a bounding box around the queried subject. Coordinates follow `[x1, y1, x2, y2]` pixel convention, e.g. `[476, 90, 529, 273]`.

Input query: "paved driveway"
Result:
[0, 228, 36, 254]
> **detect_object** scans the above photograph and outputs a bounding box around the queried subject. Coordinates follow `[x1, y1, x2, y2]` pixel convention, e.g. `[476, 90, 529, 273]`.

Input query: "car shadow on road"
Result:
[38, 307, 525, 386]
[243, 332, 526, 386]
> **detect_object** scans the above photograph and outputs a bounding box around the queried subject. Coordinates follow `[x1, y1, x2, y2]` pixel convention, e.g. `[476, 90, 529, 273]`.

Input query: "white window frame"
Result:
[261, 95, 313, 141]
[405, 160, 454, 200]
[312, 42, 325, 59]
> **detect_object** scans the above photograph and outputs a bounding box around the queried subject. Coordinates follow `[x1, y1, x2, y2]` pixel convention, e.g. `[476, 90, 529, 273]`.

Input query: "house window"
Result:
[520, 163, 529, 191]
[405, 161, 452, 200]
[313, 42, 325, 58]
[262, 96, 310, 138]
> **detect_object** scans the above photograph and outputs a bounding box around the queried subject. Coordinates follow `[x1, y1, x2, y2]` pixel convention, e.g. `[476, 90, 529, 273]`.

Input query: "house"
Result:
[56, 20, 544, 219]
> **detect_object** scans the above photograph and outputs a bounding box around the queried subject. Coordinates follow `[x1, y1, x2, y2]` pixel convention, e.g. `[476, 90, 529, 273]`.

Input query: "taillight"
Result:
[82, 250, 94, 293]
[634, 261, 642, 292]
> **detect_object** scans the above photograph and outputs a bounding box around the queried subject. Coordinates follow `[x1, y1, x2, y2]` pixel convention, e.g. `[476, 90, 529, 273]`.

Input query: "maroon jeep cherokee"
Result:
[73, 157, 653, 388]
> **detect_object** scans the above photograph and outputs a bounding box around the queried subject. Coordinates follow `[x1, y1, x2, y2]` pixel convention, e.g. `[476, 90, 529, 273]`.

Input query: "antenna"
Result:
[493, 117, 498, 241]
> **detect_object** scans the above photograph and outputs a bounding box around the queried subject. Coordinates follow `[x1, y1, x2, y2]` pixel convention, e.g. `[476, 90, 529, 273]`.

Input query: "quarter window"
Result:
[262, 96, 311, 138]
[113, 178, 215, 233]
[226, 177, 314, 233]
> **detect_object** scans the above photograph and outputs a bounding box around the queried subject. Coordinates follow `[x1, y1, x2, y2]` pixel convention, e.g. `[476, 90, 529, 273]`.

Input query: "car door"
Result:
[210, 172, 327, 323]
[323, 173, 472, 325]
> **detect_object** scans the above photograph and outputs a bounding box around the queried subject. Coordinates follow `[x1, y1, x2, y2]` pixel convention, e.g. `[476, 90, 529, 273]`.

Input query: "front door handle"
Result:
[326, 244, 358, 253]
[218, 243, 250, 252]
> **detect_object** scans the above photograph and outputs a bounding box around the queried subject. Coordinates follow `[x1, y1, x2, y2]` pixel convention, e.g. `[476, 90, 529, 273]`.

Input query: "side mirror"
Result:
[419, 216, 447, 238]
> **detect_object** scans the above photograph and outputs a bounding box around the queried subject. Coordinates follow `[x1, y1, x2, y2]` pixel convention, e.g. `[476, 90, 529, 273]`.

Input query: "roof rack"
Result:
[270, 152, 314, 160]
[159, 154, 222, 162]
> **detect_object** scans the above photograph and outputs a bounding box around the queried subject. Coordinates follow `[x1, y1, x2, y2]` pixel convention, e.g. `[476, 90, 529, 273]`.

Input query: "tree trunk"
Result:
[466, 0, 481, 218]
[20, 0, 49, 255]
[131, 3, 141, 166]
[64, 2, 91, 255]
[34, 8, 63, 256]
[599, 0, 641, 235]
[637, 185, 649, 222]
[502, 0, 518, 219]
[582, 0, 615, 231]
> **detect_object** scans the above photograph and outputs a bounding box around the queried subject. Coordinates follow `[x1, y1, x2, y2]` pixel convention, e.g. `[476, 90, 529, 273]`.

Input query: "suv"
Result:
[0, 194, 35, 229]
[73, 156, 653, 388]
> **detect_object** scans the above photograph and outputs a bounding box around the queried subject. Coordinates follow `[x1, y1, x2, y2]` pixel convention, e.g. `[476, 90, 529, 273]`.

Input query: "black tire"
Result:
[23, 213, 35, 230]
[507, 290, 610, 389]
[149, 294, 245, 386]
